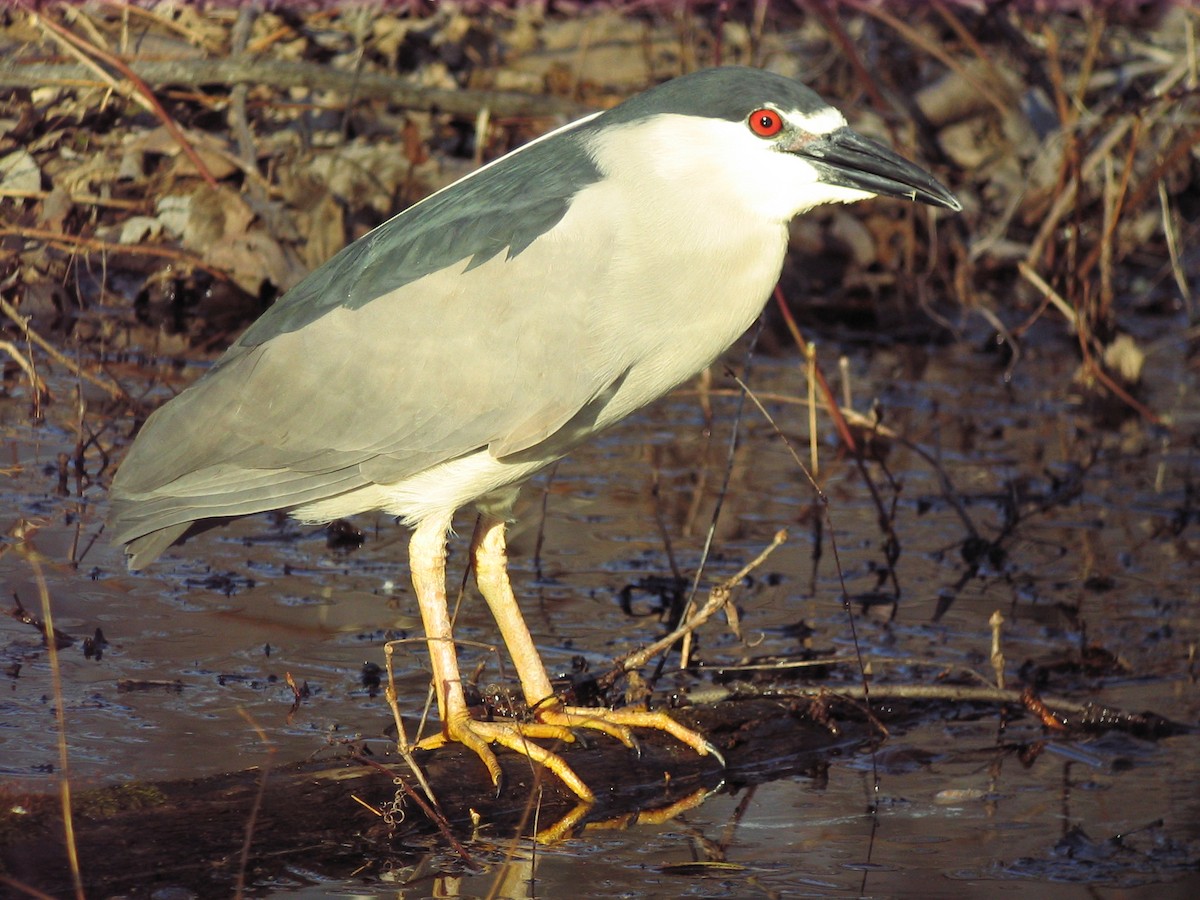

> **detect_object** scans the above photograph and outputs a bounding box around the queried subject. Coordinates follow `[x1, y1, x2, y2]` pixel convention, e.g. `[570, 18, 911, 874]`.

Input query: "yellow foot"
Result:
[417, 715, 596, 802]
[537, 705, 726, 767]
[416, 707, 725, 804]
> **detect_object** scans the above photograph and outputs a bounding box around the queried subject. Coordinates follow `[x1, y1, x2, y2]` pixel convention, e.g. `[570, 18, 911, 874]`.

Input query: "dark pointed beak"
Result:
[792, 127, 962, 211]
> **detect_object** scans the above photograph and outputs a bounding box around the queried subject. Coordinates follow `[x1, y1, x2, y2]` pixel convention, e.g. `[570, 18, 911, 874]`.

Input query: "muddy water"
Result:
[2, 319, 1198, 896]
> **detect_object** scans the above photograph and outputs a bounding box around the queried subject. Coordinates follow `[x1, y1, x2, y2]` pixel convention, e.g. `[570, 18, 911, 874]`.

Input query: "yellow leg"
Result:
[408, 516, 593, 800]
[470, 515, 725, 779]
[469, 515, 557, 707]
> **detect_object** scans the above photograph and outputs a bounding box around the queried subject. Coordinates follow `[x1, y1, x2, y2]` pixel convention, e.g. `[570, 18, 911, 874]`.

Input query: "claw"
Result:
[535, 706, 638, 750]
[702, 739, 727, 769]
[548, 705, 721, 767]
[419, 705, 721, 803]
[421, 713, 596, 802]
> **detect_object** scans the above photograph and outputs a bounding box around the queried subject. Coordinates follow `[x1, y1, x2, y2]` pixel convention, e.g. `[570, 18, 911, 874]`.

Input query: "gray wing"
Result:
[234, 114, 604, 345]
[109, 237, 626, 563]
[110, 122, 625, 563]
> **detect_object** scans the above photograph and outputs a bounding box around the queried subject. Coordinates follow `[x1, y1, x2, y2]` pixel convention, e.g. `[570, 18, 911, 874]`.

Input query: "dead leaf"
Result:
[0, 148, 41, 193]
[301, 191, 345, 271]
[182, 185, 255, 250]
[37, 186, 72, 231]
[205, 229, 304, 295]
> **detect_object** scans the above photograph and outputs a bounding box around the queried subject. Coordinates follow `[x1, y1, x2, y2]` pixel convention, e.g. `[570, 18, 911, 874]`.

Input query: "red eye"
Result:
[749, 108, 783, 137]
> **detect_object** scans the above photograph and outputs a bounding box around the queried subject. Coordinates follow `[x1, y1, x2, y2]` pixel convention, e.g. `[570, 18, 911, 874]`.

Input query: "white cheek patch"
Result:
[785, 106, 847, 136]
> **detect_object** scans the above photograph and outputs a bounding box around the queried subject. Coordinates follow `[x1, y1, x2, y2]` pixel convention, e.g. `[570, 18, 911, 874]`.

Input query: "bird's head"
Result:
[585, 67, 961, 224]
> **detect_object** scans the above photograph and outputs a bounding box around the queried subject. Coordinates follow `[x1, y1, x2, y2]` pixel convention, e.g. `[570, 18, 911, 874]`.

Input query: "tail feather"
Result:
[108, 465, 372, 569]
[123, 523, 191, 571]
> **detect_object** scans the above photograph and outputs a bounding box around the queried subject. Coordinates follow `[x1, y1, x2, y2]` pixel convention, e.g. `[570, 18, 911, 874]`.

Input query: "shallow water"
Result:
[2, 316, 1198, 896]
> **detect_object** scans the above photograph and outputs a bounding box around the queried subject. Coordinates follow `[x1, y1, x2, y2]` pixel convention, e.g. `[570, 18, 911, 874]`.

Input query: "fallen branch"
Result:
[2, 677, 1187, 897]
[684, 679, 1193, 739]
[0, 57, 592, 120]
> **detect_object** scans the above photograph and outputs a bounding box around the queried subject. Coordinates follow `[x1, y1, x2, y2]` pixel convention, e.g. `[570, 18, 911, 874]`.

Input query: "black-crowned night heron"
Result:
[110, 67, 960, 801]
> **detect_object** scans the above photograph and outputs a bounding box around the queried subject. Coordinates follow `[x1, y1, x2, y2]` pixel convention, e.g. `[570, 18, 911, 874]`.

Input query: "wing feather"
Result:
[109, 195, 627, 560]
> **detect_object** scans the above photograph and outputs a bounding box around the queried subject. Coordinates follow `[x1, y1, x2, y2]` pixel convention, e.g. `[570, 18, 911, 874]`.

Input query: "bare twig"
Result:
[773, 287, 860, 455]
[0, 294, 132, 404]
[352, 753, 475, 869]
[22, 553, 85, 899]
[615, 529, 787, 676]
[382, 638, 439, 809]
[1158, 180, 1192, 317]
[1016, 261, 1079, 331]
[676, 319, 765, 670]
[233, 709, 276, 900]
[0, 339, 50, 409]
[842, 0, 1011, 117]
[33, 11, 220, 187]
[989, 610, 1006, 690]
[802, 0, 888, 113]
[1, 225, 235, 280]
[0, 188, 146, 211]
